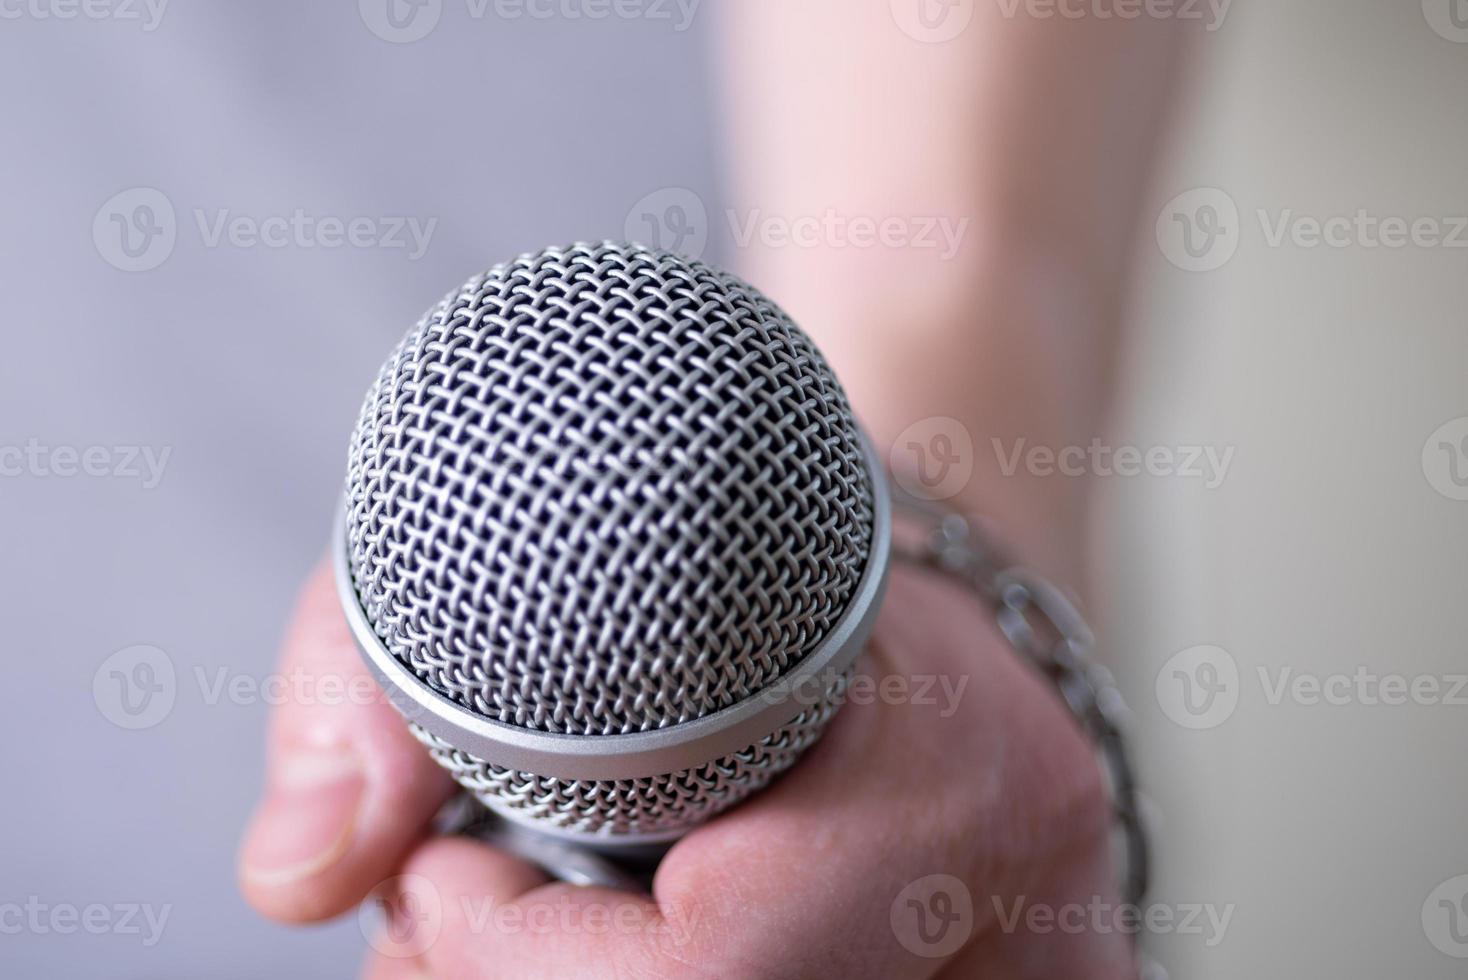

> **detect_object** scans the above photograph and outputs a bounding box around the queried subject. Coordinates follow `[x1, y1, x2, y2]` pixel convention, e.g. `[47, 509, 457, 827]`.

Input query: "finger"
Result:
[358, 838, 547, 979]
[377, 836, 671, 980]
[442, 882, 687, 980]
[238, 558, 458, 923]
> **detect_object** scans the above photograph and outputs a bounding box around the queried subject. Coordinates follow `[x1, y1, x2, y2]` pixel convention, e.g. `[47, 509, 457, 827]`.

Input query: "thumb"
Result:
[238, 558, 457, 922]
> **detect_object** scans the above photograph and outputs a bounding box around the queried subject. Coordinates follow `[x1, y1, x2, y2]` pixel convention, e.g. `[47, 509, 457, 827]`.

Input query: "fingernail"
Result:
[241, 746, 365, 887]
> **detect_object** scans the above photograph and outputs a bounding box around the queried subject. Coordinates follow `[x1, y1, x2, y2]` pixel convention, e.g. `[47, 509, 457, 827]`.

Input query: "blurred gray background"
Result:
[1, 3, 720, 976]
[1, 1, 1465, 977]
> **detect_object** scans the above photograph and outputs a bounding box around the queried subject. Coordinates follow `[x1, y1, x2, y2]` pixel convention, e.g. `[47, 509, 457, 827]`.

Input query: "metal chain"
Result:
[888, 488, 1152, 913]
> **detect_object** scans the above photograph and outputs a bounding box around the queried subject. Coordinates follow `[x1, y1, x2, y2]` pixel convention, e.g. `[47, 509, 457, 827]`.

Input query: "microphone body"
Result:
[335, 242, 890, 869]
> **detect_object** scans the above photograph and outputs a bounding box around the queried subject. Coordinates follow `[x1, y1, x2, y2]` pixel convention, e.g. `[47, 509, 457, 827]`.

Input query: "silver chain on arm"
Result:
[888, 486, 1152, 914]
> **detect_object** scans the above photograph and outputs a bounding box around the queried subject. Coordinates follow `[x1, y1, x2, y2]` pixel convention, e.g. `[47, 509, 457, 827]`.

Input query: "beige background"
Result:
[1103, 1, 1468, 975]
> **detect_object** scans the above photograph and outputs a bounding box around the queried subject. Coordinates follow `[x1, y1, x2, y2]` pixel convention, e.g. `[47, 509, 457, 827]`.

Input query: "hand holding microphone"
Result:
[238, 244, 1137, 978]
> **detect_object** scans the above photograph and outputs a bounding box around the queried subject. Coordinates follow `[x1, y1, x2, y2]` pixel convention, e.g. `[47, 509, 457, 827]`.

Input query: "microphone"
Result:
[333, 242, 890, 880]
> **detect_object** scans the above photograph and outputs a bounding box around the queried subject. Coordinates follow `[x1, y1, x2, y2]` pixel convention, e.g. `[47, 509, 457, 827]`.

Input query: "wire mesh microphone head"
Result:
[337, 242, 888, 842]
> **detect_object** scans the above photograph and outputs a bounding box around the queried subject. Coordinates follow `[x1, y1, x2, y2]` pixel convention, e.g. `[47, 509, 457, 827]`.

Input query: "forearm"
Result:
[719, 0, 1188, 589]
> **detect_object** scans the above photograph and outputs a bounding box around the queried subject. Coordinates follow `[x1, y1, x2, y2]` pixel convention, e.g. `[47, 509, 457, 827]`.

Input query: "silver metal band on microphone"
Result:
[332, 437, 892, 785]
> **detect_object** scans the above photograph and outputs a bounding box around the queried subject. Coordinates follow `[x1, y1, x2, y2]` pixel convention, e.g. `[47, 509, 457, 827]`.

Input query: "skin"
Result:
[239, 3, 1189, 976]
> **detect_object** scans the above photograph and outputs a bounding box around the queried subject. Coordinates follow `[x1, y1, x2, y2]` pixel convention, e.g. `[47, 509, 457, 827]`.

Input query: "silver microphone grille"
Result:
[341, 241, 883, 839]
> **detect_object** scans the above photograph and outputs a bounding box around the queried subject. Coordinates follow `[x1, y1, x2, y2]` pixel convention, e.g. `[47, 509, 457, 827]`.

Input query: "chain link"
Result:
[889, 488, 1152, 913]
